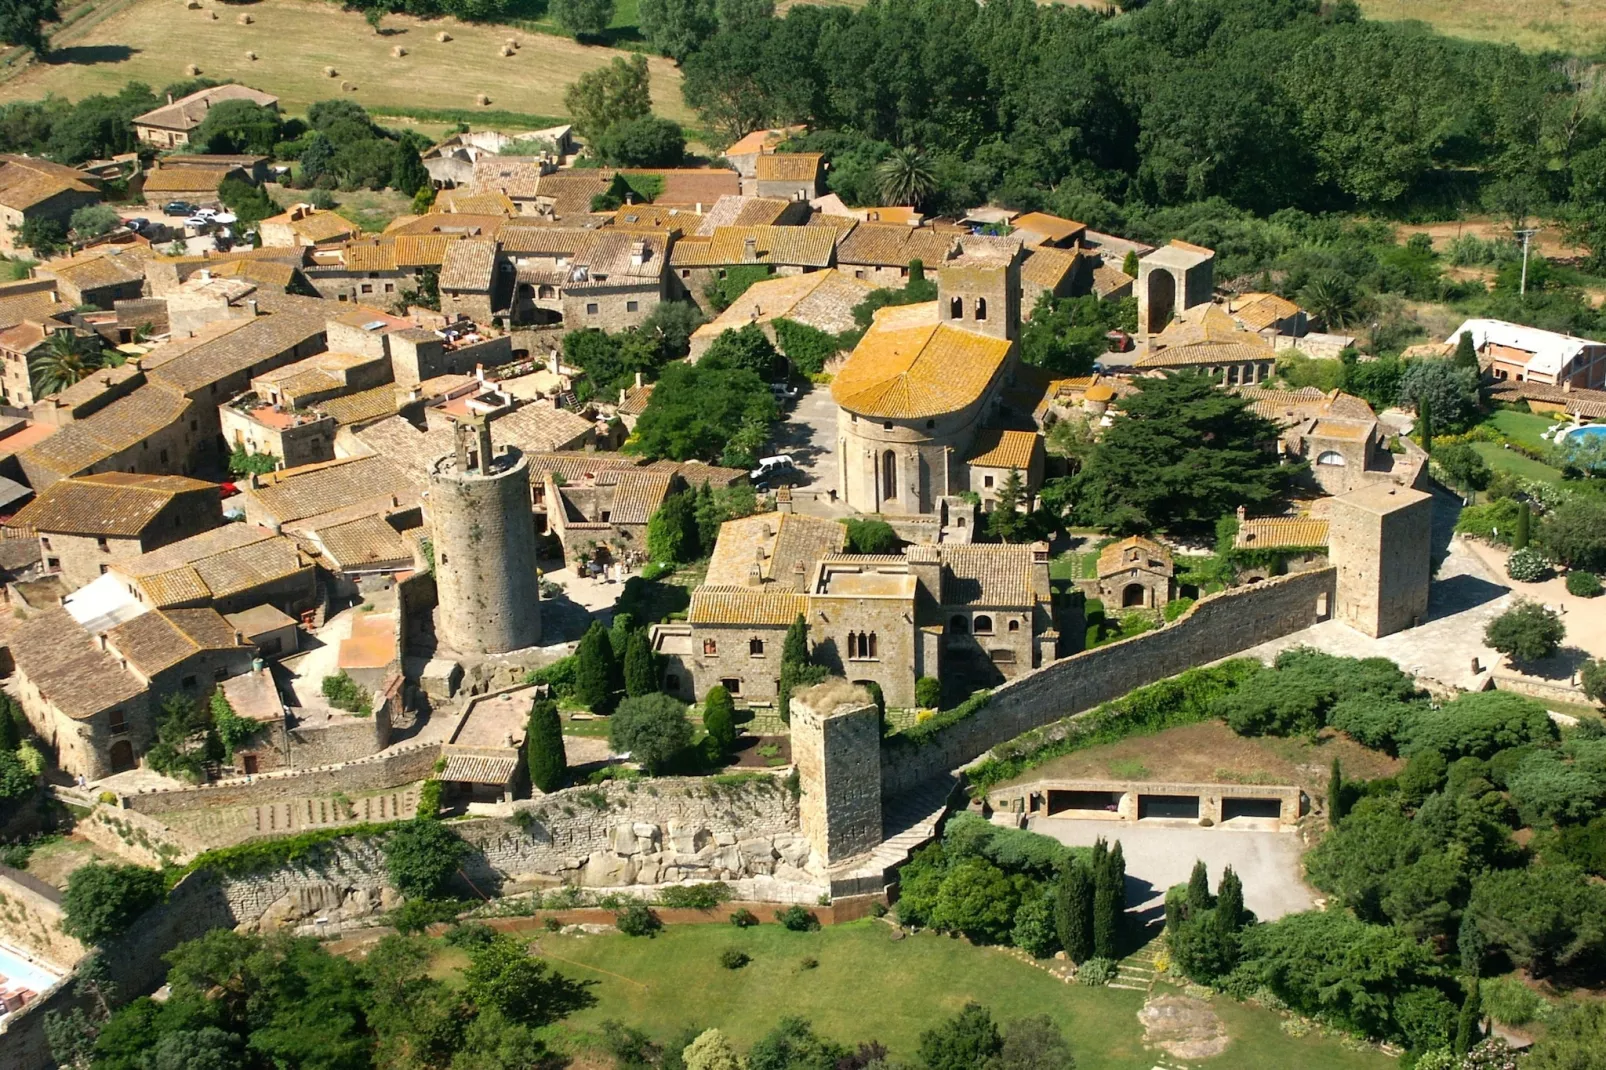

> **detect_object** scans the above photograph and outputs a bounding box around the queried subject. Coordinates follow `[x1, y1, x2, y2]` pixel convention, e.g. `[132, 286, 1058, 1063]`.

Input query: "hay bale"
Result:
[499, 44, 514, 57]
[476, 93, 491, 106]
[245, 50, 256, 60]
[184, 64, 201, 76]
[436, 30, 451, 42]
[236, 12, 252, 23]
[341, 81, 356, 92]
[324, 66, 338, 77]
[506, 37, 519, 48]
[183, 0, 200, 9]
[391, 45, 406, 57]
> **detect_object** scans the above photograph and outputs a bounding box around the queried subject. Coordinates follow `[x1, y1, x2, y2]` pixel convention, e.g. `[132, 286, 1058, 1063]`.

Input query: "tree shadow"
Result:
[47, 45, 138, 65]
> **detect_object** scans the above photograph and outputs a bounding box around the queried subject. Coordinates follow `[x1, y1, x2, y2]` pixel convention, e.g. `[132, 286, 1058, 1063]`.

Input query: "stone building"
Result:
[0, 155, 102, 257]
[258, 205, 361, 249]
[16, 381, 203, 489]
[670, 226, 837, 309]
[7, 473, 222, 593]
[1240, 387, 1426, 497]
[1329, 482, 1431, 639]
[132, 85, 279, 148]
[33, 246, 150, 310]
[962, 429, 1044, 515]
[833, 224, 956, 289]
[1133, 303, 1277, 386]
[427, 418, 542, 655]
[1094, 536, 1174, 616]
[106, 523, 318, 618]
[753, 153, 825, 201]
[439, 239, 502, 323]
[791, 680, 880, 865]
[688, 269, 875, 360]
[556, 232, 668, 332]
[1231, 516, 1331, 583]
[1135, 240, 1215, 341]
[832, 235, 1038, 522]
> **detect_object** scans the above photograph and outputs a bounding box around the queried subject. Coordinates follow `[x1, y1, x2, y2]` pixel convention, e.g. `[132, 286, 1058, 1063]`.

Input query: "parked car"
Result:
[124, 217, 151, 234]
[769, 382, 801, 402]
[1105, 329, 1134, 353]
[755, 468, 803, 492]
[163, 201, 194, 217]
[750, 454, 797, 482]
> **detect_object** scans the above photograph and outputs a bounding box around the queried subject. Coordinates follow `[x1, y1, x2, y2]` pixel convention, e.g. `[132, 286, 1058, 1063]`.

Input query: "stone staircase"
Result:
[828, 775, 959, 897]
[1111, 940, 1162, 992]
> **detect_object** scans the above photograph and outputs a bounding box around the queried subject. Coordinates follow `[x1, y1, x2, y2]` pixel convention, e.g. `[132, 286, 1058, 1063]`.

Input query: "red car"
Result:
[1105, 329, 1134, 353]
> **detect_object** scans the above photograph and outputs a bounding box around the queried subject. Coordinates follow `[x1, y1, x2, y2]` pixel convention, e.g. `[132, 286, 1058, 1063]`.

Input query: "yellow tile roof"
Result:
[7, 473, 214, 537]
[691, 268, 875, 342]
[1021, 247, 1078, 289]
[1097, 536, 1173, 577]
[342, 240, 398, 273]
[688, 586, 808, 626]
[394, 234, 458, 267]
[831, 306, 1013, 419]
[1235, 517, 1329, 551]
[705, 226, 836, 268]
[836, 224, 954, 268]
[1231, 292, 1301, 331]
[1010, 212, 1086, 245]
[320, 384, 399, 427]
[755, 153, 823, 182]
[965, 428, 1041, 470]
[1092, 263, 1134, 297]
[142, 166, 239, 193]
[1134, 339, 1274, 368]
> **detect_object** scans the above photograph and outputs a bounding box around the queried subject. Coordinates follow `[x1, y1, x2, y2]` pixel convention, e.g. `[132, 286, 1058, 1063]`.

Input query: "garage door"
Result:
[1138, 794, 1200, 820]
[1047, 789, 1123, 816]
[1222, 797, 1282, 822]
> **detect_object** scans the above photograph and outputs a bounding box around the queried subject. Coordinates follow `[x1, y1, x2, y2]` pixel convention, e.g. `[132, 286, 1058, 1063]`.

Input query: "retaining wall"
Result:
[76, 805, 208, 868]
[0, 865, 84, 970]
[122, 741, 441, 815]
[881, 568, 1337, 797]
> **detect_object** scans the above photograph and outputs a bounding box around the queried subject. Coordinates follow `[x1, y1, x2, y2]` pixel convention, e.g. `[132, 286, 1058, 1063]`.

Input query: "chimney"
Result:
[48, 290, 59, 304]
[198, 269, 211, 282]
[97, 633, 108, 651]
[1236, 505, 1247, 522]
[630, 240, 645, 267]
[167, 92, 173, 104]
[619, 385, 627, 405]
[634, 370, 643, 390]
[247, 299, 258, 317]
[776, 487, 793, 514]
[742, 236, 759, 262]
[234, 630, 245, 646]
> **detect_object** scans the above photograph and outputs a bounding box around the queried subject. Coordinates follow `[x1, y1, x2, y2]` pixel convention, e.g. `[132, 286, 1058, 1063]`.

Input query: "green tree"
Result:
[1525, 1002, 1606, 1070]
[0, 0, 60, 56]
[1400, 361, 1480, 433]
[1515, 499, 1532, 550]
[563, 53, 652, 141]
[526, 698, 566, 793]
[1454, 978, 1482, 1055]
[1054, 860, 1094, 963]
[876, 146, 937, 208]
[920, 1002, 1003, 1070]
[463, 930, 578, 1026]
[193, 99, 282, 155]
[623, 629, 658, 698]
[1536, 498, 1606, 572]
[217, 175, 274, 227]
[1328, 758, 1347, 825]
[17, 216, 66, 257]
[609, 693, 693, 773]
[68, 203, 121, 239]
[647, 489, 700, 563]
[1464, 864, 1606, 977]
[390, 146, 430, 197]
[1092, 840, 1123, 958]
[915, 675, 941, 708]
[594, 115, 686, 168]
[1186, 860, 1212, 916]
[552, 0, 615, 37]
[1453, 331, 1479, 370]
[143, 692, 212, 782]
[775, 613, 818, 724]
[702, 264, 772, 313]
[1121, 250, 1139, 278]
[639, 0, 715, 61]
[28, 329, 101, 397]
[1214, 866, 1245, 934]
[842, 518, 898, 554]
[1484, 599, 1565, 665]
[1433, 443, 1490, 493]
[986, 468, 1028, 542]
[1065, 371, 1296, 534]
[61, 863, 165, 947]
[574, 621, 619, 711]
[683, 1028, 743, 1070]
[639, 300, 704, 360]
[988, 1014, 1076, 1070]
[209, 690, 259, 762]
[932, 857, 1027, 943]
[702, 322, 781, 379]
[0, 748, 35, 802]
[384, 819, 468, 900]
[702, 684, 737, 756]
[626, 356, 777, 465]
[1582, 657, 1606, 706]
[1418, 393, 1434, 450]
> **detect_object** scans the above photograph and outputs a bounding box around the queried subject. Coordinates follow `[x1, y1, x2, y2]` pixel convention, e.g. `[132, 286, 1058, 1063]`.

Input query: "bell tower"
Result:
[937, 234, 1024, 342]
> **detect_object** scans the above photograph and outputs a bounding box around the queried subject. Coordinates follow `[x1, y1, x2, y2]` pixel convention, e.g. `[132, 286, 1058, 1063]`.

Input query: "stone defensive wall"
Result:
[880, 568, 1337, 798]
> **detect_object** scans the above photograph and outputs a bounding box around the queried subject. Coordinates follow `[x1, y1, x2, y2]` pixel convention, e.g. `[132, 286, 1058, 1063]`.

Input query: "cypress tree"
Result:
[574, 621, 616, 711]
[1122, 250, 1139, 278]
[1418, 394, 1434, 451]
[693, 481, 718, 552]
[525, 699, 566, 793]
[1514, 500, 1531, 550]
[1092, 860, 1121, 960]
[1214, 867, 1244, 934]
[1054, 862, 1095, 963]
[1108, 840, 1127, 911]
[0, 697, 19, 753]
[1458, 911, 1486, 977]
[623, 630, 657, 697]
[1454, 330, 1479, 370]
[909, 258, 925, 285]
[1454, 978, 1482, 1056]
[703, 685, 736, 757]
[776, 614, 810, 722]
[1186, 860, 1211, 917]
[1328, 758, 1345, 825]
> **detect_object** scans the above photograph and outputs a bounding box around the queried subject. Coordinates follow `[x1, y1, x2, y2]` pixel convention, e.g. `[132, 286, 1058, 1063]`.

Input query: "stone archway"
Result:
[1122, 582, 1147, 608]
[1140, 268, 1176, 334]
[109, 739, 134, 773]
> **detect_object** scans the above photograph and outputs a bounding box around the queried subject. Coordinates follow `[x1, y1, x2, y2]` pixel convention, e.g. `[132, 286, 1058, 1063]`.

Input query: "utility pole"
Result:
[1516, 228, 1538, 296]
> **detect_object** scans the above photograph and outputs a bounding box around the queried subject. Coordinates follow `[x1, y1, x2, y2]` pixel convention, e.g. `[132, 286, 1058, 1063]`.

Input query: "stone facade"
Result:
[1094, 536, 1175, 617]
[986, 778, 1303, 827]
[1330, 483, 1432, 638]
[1136, 241, 1215, 340]
[791, 681, 882, 865]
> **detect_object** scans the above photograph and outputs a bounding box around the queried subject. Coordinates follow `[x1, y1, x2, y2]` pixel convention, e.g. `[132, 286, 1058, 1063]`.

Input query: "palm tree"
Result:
[876, 147, 937, 209]
[1298, 274, 1360, 330]
[29, 330, 103, 398]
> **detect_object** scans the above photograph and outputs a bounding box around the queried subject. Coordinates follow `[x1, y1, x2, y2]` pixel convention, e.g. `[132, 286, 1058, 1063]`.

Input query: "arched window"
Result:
[973, 615, 994, 635]
[881, 450, 898, 500]
[950, 615, 968, 634]
[975, 297, 987, 321]
[749, 638, 765, 657]
[1316, 450, 1346, 467]
[949, 296, 963, 319]
[538, 285, 556, 299]
[1008, 619, 1020, 632]
[703, 638, 718, 655]
[847, 632, 879, 659]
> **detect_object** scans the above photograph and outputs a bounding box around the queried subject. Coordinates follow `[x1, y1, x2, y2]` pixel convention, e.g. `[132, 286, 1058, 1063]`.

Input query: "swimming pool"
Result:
[0, 942, 65, 1023]
[1557, 424, 1606, 443]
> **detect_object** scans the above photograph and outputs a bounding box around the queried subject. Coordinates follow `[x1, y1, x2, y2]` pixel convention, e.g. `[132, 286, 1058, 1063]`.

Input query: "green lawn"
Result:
[1471, 441, 1566, 485]
[501, 921, 1392, 1070]
[1481, 409, 1561, 452]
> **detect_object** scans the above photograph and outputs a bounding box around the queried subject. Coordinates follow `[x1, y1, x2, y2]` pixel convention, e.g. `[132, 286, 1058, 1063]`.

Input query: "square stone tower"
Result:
[1329, 482, 1432, 638]
[1136, 241, 1215, 340]
[790, 680, 882, 866]
[937, 235, 1024, 342]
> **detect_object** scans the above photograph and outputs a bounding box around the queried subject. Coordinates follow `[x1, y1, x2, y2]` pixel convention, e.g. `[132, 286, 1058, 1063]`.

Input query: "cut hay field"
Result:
[1357, 0, 1606, 53]
[0, 0, 692, 125]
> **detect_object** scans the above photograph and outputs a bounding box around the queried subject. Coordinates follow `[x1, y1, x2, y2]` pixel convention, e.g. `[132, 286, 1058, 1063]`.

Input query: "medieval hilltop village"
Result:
[0, 0, 1605, 1067]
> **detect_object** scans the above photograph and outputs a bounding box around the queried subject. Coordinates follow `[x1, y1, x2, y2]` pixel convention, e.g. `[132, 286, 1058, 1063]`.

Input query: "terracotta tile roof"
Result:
[1231, 292, 1301, 331]
[439, 748, 521, 784]
[705, 511, 845, 588]
[1096, 536, 1173, 577]
[341, 240, 398, 273]
[605, 470, 674, 526]
[836, 224, 954, 268]
[147, 304, 327, 395]
[609, 205, 702, 233]
[705, 226, 836, 268]
[724, 127, 805, 157]
[497, 224, 594, 255]
[688, 586, 808, 626]
[1235, 517, 1329, 551]
[439, 239, 498, 291]
[693, 268, 874, 344]
[133, 85, 277, 132]
[533, 171, 615, 217]
[7, 473, 213, 537]
[107, 607, 238, 676]
[141, 166, 240, 193]
[435, 189, 517, 216]
[20, 381, 193, 477]
[0, 155, 98, 211]
[247, 456, 417, 524]
[668, 237, 716, 267]
[831, 304, 1012, 419]
[1092, 264, 1133, 297]
[117, 525, 306, 606]
[1570, 395, 1606, 419]
[262, 207, 358, 244]
[623, 168, 740, 207]
[390, 234, 454, 267]
[320, 385, 399, 427]
[494, 402, 593, 452]
[384, 212, 505, 238]
[41, 246, 149, 290]
[569, 231, 667, 284]
[1021, 247, 1078, 289]
[0, 321, 47, 354]
[965, 428, 1041, 470]
[313, 514, 412, 571]
[755, 153, 823, 182]
[0, 283, 65, 329]
[472, 157, 548, 199]
[11, 608, 145, 719]
[1134, 339, 1274, 369]
[617, 383, 654, 415]
[48, 361, 144, 410]
[1010, 212, 1086, 246]
[939, 544, 1034, 606]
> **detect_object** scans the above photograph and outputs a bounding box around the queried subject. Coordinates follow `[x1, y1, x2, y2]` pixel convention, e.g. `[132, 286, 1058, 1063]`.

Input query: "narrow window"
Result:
[975, 297, 987, 321]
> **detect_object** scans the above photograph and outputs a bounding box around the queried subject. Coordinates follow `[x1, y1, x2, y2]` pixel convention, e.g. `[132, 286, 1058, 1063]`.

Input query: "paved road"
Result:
[769, 384, 852, 519]
[1030, 816, 1317, 923]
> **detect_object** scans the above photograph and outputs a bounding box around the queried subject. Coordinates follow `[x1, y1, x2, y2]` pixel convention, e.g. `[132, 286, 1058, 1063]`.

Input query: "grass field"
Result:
[1356, 0, 1606, 53]
[0, 0, 692, 124]
[1482, 409, 1562, 453]
[477, 922, 1394, 1070]
[1471, 441, 1567, 486]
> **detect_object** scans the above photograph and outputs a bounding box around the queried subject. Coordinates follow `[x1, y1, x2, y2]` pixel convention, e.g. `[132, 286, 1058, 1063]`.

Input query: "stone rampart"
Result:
[76, 805, 208, 867]
[881, 568, 1336, 797]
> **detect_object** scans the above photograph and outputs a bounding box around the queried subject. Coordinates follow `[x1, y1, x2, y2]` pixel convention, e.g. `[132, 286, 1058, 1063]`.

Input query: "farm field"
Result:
[0, 0, 692, 125]
[457, 921, 1397, 1070]
[1356, 0, 1606, 53]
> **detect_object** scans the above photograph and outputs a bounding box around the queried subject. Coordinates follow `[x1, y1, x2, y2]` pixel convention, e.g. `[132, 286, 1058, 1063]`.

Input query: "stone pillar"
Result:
[791, 681, 882, 866]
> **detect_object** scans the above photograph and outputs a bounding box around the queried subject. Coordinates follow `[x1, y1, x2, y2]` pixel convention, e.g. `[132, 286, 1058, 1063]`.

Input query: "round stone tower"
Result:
[428, 416, 542, 655]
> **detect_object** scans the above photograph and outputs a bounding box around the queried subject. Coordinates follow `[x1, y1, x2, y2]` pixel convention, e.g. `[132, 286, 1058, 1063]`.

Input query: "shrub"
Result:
[729, 908, 759, 928]
[383, 819, 468, 899]
[1506, 546, 1549, 582]
[1583, 658, 1606, 705]
[842, 518, 899, 554]
[1163, 597, 1195, 622]
[800, 956, 819, 970]
[320, 671, 372, 715]
[609, 693, 694, 773]
[616, 902, 662, 937]
[775, 905, 820, 931]
[1566, 571, 1602, 598]
[61, 863, 166, 947]
[1400, 690, 1556, 760]
[718, 948, 750, 970]
[658, 882, 732, 910]
[389, 897, 465, 935]
[702, 686, 737, 757]
[915, 675, 942, 708]
[1075, 957, 1116, 985]
[1484, 599, 1566, 665]
[1480, 975, 1550, 1027]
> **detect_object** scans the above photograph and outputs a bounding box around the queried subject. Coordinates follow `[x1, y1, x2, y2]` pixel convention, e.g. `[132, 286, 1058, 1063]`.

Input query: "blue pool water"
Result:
[1564, 425, 1606, 441]
[0, 943, 65, 1022]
